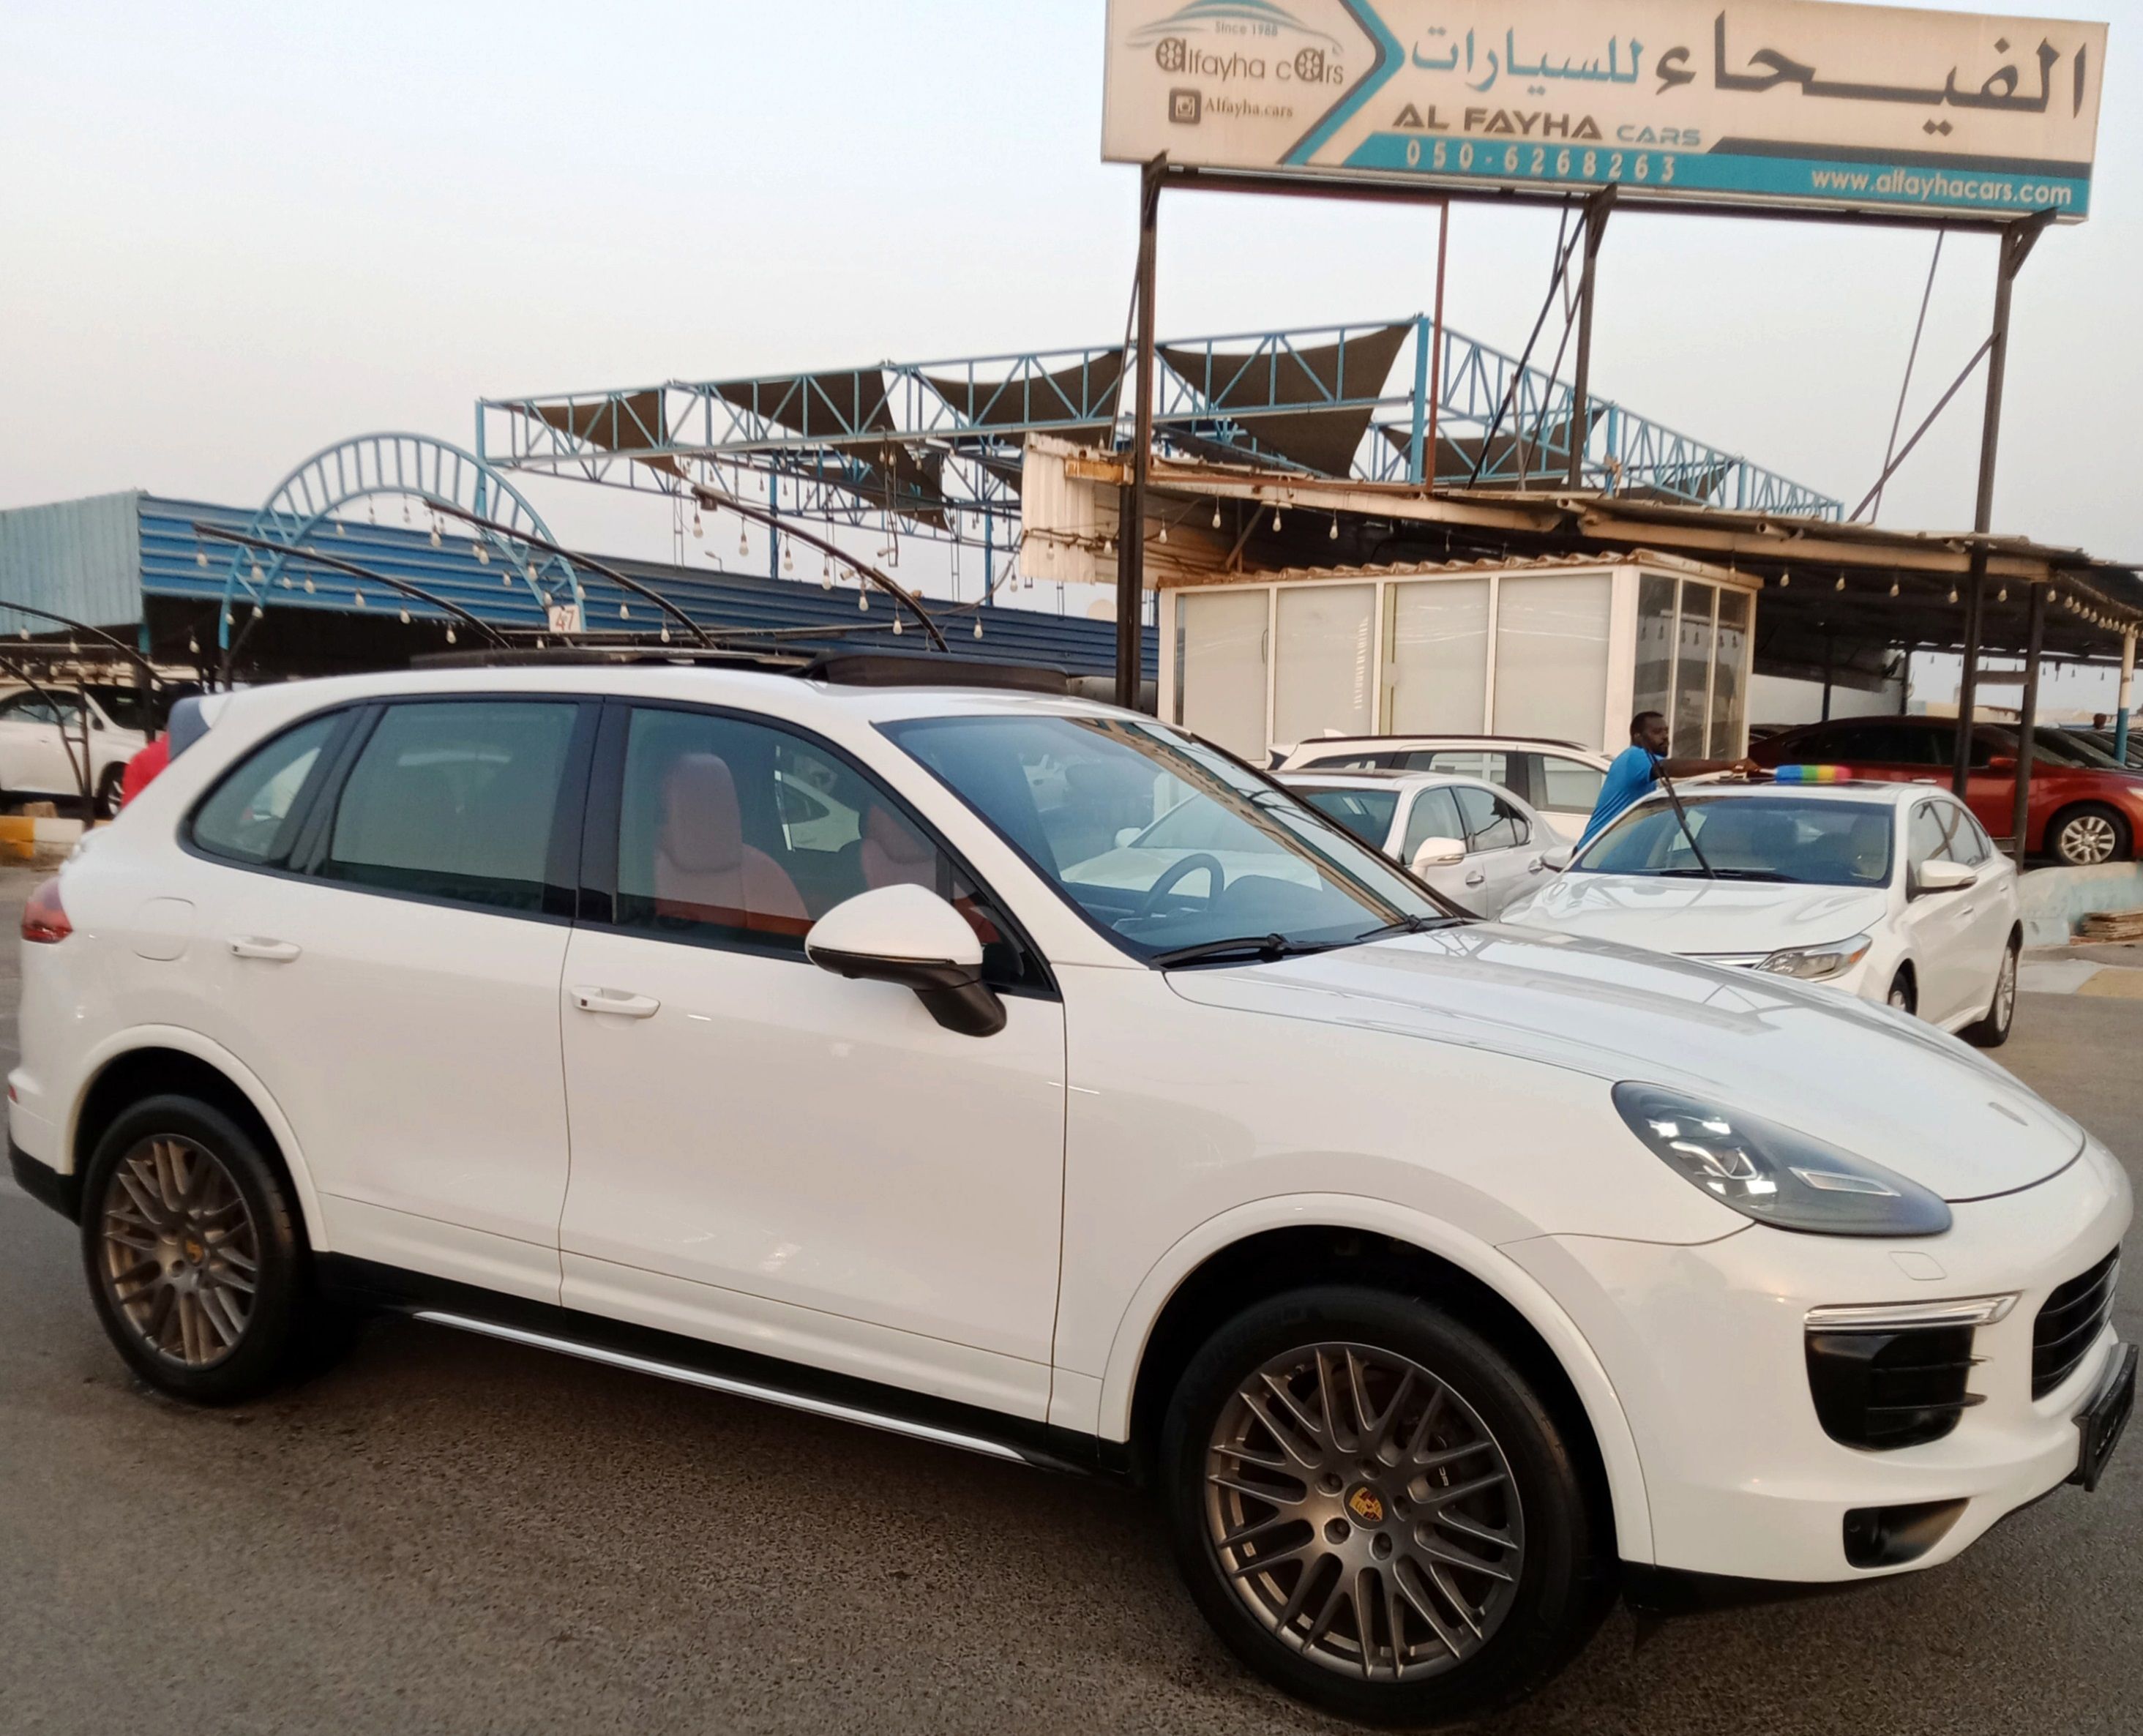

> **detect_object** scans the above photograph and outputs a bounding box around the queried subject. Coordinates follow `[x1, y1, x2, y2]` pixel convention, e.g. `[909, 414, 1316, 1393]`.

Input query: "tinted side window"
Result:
[1955, 809, 1996, 864]
[1412, 749, 1512, 790]
[191, 716, 340, 866]
[319, 701, 576, 911]
[1454, 785, 1524, 851]
[1907, 802, 1951, 870]
[1536, 755, 1604, 813]
[613, 706, 1039, 990]
[1401, 787, 1465, 859]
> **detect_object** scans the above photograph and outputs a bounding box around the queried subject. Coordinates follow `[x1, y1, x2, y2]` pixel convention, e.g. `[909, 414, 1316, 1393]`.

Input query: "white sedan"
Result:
[1503, 779, 2022, 1043]
[1277, 769, 1552, 916]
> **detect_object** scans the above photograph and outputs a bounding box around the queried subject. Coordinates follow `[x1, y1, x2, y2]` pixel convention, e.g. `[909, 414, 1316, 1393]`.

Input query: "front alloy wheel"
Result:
[2052, 807, 2123, 867]
[1205, 1342, 1524, 1680]
[1162, 1287, 1609, 1724]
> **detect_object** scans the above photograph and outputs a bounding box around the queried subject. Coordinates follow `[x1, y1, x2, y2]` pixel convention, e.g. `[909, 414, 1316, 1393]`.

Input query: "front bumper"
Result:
[1505, 1137, 2131, 1582]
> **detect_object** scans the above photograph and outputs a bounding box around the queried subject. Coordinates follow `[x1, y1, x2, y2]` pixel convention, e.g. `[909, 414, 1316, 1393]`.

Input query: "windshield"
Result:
[1289, 786, 1399, 848]
[1575, 794, 1894, 886]
[883, 714, 1454, 961]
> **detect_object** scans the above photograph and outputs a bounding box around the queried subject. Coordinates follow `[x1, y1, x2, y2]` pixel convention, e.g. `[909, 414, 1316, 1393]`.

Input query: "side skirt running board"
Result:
[415, 1309, 1027, 1464]
[315, 1254, 1125, 1480]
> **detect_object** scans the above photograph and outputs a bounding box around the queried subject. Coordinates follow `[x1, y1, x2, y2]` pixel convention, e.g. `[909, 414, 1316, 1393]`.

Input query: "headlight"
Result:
[1612, 1082, 1951, 1237]
[1754, 932, 1871, 981]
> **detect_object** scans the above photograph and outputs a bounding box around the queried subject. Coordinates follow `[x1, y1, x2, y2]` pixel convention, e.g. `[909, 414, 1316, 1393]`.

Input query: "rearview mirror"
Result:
[1410, 836, 1466, 872]
[805, 884, 1005, 1037]
[1915, 858, 1977, 895]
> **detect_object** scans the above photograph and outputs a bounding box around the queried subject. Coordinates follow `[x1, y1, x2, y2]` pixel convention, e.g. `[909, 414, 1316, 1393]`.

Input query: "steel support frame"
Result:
[1567, 186, 1615, 490]
[1951, 211, 2055, 800]
[2011, 580, 2046, 866]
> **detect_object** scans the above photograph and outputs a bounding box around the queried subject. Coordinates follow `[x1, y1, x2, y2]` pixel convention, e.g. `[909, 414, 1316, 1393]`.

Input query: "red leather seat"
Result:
[859, 801, 937, 892]
[653, 752, 809, 935]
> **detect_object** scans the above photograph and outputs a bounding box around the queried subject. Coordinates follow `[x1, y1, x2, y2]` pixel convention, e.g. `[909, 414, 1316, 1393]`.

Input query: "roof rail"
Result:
[408, 640, 1075, 695]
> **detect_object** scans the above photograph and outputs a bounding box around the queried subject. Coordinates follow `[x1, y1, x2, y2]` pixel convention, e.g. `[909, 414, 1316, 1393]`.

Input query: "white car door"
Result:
[178, 696, 590, 1301]
[1396, 785, 1475, 907]
[1449, 783, 1546, 916]
[1936, 798, 2019, 1008]
[1899, 798, 1978, 1021]
[555, 703, 1067, 1420]
[0, 692, 83, 796]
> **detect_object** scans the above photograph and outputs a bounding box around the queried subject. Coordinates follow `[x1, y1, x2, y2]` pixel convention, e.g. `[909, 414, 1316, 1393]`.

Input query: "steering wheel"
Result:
[1140, 853, 1225, 917]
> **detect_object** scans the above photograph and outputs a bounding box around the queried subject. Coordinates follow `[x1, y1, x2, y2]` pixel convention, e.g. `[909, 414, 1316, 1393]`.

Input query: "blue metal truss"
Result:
[211, 433, 585, 653]
[478, 315, 1841, 534]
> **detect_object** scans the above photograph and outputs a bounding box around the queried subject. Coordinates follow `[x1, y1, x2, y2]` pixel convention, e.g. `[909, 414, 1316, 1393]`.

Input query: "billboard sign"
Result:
[1102, 1, 2106, 220]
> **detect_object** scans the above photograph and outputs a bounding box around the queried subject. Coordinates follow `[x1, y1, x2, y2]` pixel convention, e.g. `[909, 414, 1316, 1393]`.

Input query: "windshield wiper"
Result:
[1652, 867, 1790, 882]
[1353, 913, 1466, 940]
[1151, 932, 1335, 968]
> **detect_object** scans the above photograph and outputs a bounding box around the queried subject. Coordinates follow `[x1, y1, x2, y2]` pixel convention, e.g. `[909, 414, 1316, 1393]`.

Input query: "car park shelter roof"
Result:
[0, 493, 1154, 683]
[1076, 452, 2142, 684]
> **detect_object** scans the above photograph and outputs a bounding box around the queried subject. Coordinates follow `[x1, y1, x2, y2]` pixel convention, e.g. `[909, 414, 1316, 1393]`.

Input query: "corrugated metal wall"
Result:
[0, 491, 144, 632]
[136, 495, 1154, 677]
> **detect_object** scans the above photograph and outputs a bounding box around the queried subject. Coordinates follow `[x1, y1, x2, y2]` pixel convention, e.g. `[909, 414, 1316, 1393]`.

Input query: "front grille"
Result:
[1806, 1324, 1980, 1449]
[2033, 1251, 2120, 1399]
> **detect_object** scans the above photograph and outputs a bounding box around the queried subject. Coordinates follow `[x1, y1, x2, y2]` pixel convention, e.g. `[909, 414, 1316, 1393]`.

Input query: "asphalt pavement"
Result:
[1, 860, 2138, 1736]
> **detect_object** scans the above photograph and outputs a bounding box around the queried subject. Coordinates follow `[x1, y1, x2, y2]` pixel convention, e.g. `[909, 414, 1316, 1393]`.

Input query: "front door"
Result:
[556, 703, 1067, 1419]
[1901, 798, 1978, 1020]
[1450, 783, 1545, 916]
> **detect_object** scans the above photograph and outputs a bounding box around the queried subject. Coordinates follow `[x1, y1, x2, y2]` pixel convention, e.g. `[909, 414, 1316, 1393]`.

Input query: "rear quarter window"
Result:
[189, 715, 341, 866]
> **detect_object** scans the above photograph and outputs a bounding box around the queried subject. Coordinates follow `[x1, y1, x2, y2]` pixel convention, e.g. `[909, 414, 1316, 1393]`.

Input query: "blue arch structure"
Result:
[216, 433, 584, 652]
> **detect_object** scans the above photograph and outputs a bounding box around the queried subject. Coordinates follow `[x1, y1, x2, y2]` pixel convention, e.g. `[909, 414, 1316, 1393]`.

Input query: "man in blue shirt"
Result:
[1581, 711, 1759, 846]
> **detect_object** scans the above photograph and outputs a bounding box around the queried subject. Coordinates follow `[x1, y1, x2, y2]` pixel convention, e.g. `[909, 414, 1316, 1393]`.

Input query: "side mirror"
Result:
[1114, 826, 1142, 848]
[1985, 755, 2018, 772]
[1410, 836, 1466, 872]
[1915, 858, 1977, 896]
[1540, 845, 1574, 872]
[89, 714, 105, 732]
[804, 884, 1005, 1037]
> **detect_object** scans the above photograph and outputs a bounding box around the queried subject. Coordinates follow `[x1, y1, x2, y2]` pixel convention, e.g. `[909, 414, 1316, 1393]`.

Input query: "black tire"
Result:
[1887, 968, 1918, 1016]
[1961, 934, 2021, 1049]
[80, 1094, 313, 1404]
[93, 763, 125, 820]
[2046, 802, 2130, 867]
[1159, 1286, 1612, 1726]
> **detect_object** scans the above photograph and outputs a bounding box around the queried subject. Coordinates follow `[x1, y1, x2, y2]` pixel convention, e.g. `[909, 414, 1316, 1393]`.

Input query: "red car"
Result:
[1751, 717, 2143, 865]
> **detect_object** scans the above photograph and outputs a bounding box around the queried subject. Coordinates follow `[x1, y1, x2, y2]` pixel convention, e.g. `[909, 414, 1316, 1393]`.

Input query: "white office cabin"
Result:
[1156, 553, 1761, 764]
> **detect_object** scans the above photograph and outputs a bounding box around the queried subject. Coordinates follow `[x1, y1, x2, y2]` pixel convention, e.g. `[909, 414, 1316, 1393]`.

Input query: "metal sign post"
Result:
[1119, 158, 1163, 711]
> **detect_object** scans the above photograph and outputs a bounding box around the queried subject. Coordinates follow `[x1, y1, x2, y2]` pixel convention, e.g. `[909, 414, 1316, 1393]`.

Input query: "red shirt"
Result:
[118, 738, 170, 809]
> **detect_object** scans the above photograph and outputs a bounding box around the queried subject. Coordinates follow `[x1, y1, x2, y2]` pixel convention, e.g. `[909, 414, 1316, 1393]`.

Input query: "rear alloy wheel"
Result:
[1162, 1287, 1609, 1725]
[82, 1095, 311, 1403]
[2048, 804, 2128, 867]
[1963, 938, 2020, 1049]
[94, 763, 125, 819]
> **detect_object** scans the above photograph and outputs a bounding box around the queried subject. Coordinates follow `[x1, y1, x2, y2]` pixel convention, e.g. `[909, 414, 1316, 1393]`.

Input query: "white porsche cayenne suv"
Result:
[10, 656, 2133, 1726]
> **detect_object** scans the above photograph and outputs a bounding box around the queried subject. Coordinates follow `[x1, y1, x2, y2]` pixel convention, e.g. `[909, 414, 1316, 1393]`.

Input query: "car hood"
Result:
[1167, 924, 2080, 1200]
[1502, 874, 1889, 957]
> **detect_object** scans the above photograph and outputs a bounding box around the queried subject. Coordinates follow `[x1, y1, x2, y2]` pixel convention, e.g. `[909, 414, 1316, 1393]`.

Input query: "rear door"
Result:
[1934, 797, 2016, 1004]
[1449, 784, 1543, 915]
[183, 695, 594, 1299]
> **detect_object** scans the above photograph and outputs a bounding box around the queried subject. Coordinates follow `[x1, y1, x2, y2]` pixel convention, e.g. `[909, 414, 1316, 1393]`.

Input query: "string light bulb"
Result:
[1329, 515, 1339, 541]
[1948, 585, 1959, 604]
[1835, 574, 1846, 591]
[892, 614, 904, 636]
[446, 626, 457, 644]
[1890, 579, 1900, 597]
[1779, 573, 1790, 587]
[973, 616, 984, 639]
[399, 608, 411, 624]
[430, 522, 442, 548]
[1158, 522, 1168, 544]
[692, 509, 703, 539]
[1272, 506, 1284, 530]
[858, 587, 870, 612]
[1212, 503, 1222, 528]
[195, 546, 208, 568]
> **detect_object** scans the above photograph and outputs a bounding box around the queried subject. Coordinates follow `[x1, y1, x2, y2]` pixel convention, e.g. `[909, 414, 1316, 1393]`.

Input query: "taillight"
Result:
[22, 878, 71, 943]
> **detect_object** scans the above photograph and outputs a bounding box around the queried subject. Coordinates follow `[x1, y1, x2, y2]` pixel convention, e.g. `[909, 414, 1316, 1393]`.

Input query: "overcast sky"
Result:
[3, 1, 2137, 700]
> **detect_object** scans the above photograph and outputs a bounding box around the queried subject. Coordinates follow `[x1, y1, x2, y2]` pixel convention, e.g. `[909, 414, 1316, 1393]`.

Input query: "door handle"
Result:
[1464, 869, 1488, 888]
[572, 985, 662, 1019]
[1958, 906, 1976, 918]
[228, 936, 301, 962]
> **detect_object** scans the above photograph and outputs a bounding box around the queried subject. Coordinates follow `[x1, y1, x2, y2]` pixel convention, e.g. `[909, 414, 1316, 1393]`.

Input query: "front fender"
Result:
[1087, 1191, 1655, 1566]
